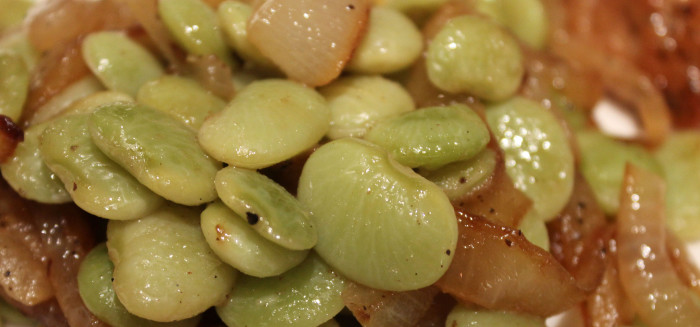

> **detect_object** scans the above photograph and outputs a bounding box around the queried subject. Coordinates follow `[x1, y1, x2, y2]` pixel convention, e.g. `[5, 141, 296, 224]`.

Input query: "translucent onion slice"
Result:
[248, 0, 370, 86]
[0, 230, 53, 305]
[342, 282, 440, 327]
[584, 243, 637, 327]
[616, 164, 700, 326]
[452, 145, 532, 228]
[547, 173, 609, 292]
[26, 0, 135, 53]
[21, 38, 90, 127]
[435, 210, 585, 317]
[666, 232, 700, 294]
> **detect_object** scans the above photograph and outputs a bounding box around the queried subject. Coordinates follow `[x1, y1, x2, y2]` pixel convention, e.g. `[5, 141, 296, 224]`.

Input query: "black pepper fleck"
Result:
[246, 212, 260, 225]
[505, 239, 513, 247]
[446, 249, 451, 255]
[4, 270, 10, 277]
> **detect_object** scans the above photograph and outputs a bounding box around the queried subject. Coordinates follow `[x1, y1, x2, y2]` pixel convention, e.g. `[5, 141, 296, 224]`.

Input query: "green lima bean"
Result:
[89, 103, 221, 206]
[201, 201, 309, 277]
[39, 114, 164, 220]
[107, 204, 237, 322]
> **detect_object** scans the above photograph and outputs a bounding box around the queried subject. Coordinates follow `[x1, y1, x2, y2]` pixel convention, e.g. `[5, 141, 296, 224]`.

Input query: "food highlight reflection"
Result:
[1, 0, 700, 327]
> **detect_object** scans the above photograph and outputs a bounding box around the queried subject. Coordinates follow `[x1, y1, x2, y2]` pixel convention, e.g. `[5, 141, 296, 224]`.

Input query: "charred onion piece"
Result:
[616, 164, 700, 326]
[436, 210, 585, 317]
[248, 0, 370, 86]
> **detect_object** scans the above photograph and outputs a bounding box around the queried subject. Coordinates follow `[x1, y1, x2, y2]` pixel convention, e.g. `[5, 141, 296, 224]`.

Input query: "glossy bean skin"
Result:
[217, 0, 276, 69]
[201, 201, 308, 277]
[1, 121, 71, 204]
[486, 97, 574, 221]
[365, 104, 490, 169]
[474, 0, 549, 49]
[39, 114, 164, 220]
[216, 253, 345, 327]
[445, 304, 545, 327]
[419, 148, 497, 201]
[346, 7, 422, 74]
[215, 166, 316, 250]
[199, 79, 329, 169]
[78, 243, 200, 327]
[136, 76, 226, 131]
[159, 0, 233, 66]
[89, 104, 221, 206]
[298, 138, 457, 291]
[82, 32, 164, 97]
[319, 75, 415, 140]
[107, 205, 237, 322]
[577, 130, 661, 216]
[426, 15, 523, 102]
[0, 51, 29, 122]
[654, 131, 700, 241]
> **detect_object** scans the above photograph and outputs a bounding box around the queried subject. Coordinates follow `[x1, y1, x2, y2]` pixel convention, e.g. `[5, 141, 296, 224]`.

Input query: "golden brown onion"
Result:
[342, 282, 440, 327]
[186, 54, 236, 101]
[436, 211, 585, 317]
[21, 38, 90, 127]
[26, 0, 135, 52]
[547, 173, 608, 291]
[0, 230, 53, 305]
[248, 0, 370, 86]
[453, 146, 533, 228]
[616, 164, 700, 326]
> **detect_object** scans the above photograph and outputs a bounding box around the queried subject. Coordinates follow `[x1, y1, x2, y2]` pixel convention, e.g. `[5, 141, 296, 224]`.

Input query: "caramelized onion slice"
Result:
[248, 0, 370, 86]
[584, 238, 637, 327]
[666, 232, 700, 294]
[453, 145, 532, 228]
[436, 211, 585, 317]
[547, 173, 608, 291]
[0, 116, 23, 163]
[0, 230, 53, 305]
[0, 179, 105, 327]
[26, 0, 135, 53]
[21, 38, 91, 127]
[114, 0, 184, 70]
[342, 282, 440, 327]
[616, 164, 700, 326]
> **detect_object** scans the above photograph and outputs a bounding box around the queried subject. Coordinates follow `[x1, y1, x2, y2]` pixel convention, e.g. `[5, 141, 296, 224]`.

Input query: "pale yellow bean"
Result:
[136, 76, 225, 130]
[108, 204, 237, 322]
[82, 32, 164, 96]
[346, 7, 422, 74]
[201, 201, 308, 277]
[319, 75, 415, 140]
[0, 51, 29, 122]
[217, 0, 276, 69]
[199, 79, 329, 169]
[1, 121, 71, 204]
[39, 114, 164, 220]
